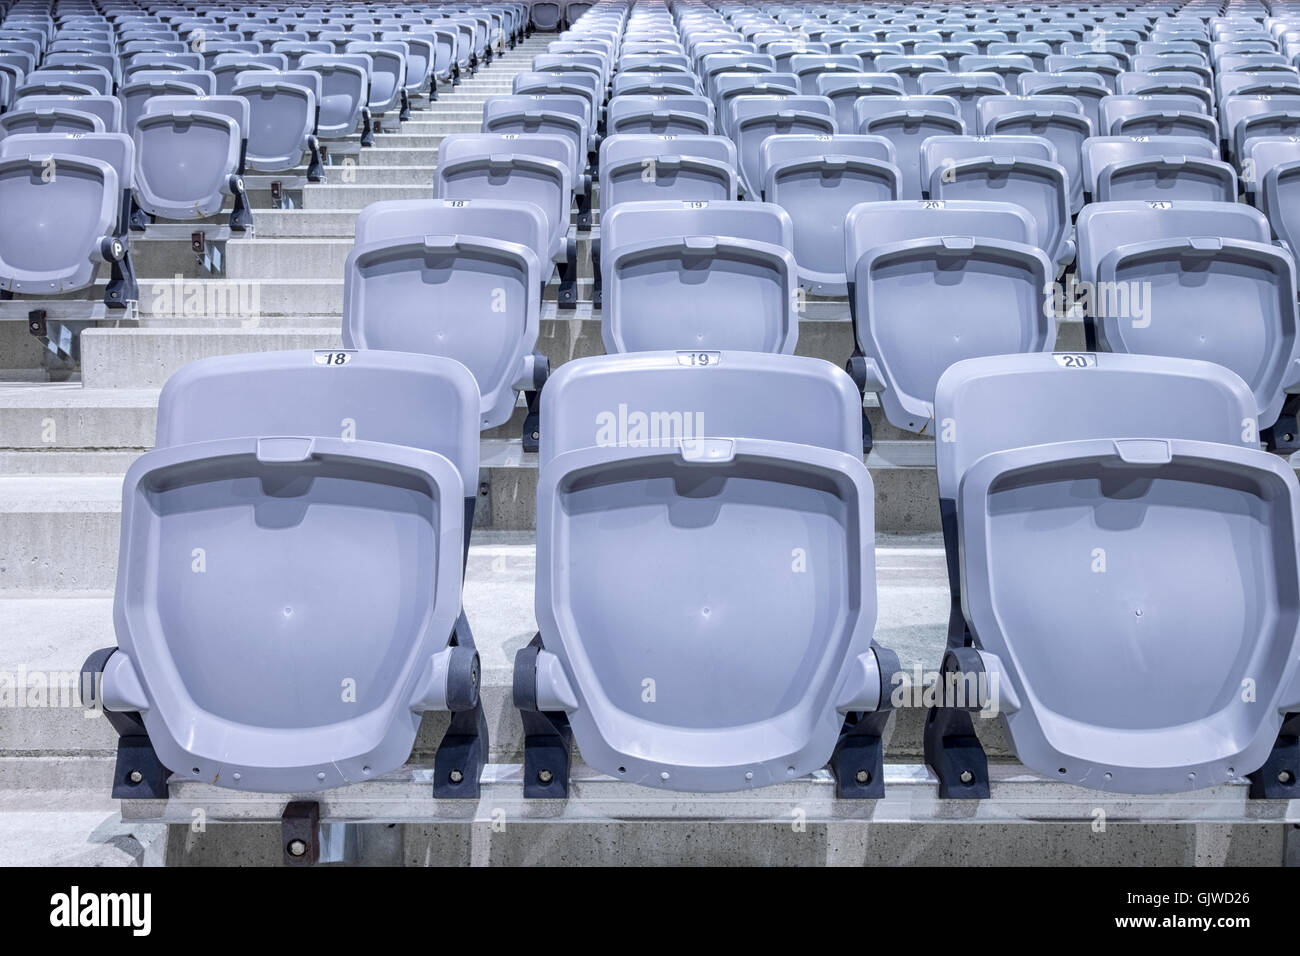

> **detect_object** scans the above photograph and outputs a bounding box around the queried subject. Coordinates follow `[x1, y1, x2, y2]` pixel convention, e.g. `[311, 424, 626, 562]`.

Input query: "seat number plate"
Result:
[313, 350, 355, 366]
[1054, 353, 1097, 368]
[677, 350, 721, 367]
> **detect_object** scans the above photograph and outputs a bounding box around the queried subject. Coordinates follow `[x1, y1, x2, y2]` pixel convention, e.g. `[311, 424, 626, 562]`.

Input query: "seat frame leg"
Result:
[360, 108, 375, 147]
[556, 233, 579, 310]
[1247, 712, 1300, 799]
[399, 89, 411, 122]
[845, 347, 873, 454]
[81, 647, 171, 800]
[514, 633, 573, 798]
[829, 709, 891, 798]
[923, 647, 991, 799]
[432, 610, 489, 799]
[1263, 395, 1300, 454]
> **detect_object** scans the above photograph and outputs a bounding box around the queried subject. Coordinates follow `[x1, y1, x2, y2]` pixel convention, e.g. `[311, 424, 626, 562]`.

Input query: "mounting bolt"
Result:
[286, 839, 308, 858]
[855, 769, 870, 784]
[128, 770, 143, 784]
[538, 769, 553, 784]
[1280, 770, 1295, 785]
[449, 769, 464, 784]
[959, 770, 974, 785]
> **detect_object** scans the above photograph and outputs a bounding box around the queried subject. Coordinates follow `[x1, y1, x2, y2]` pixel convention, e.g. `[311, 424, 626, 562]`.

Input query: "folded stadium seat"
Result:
[955, 52, 1034, 83]
[760, 134, 902, 293]
[920, 134, 1075, 271]
[978, 94, 1093, 211]
[731, 94, 836, 198]
[613, 69, 699, 98]
[913, 41, 979, 71]
[853, 94, 965, 199]
[514, 350, 900, 797]
[1216, 70, 1300, 101]
[1075, 200, 1300, 450]
[699, 52, 776, 98]
[1250, 136, 1300, 244]
[434, 132, 580, 307]
[600, 200, 799, 354]
[17, 68, 110, 98]
[83, 350, 490, 798]
[606, 93, 714, 136]
[788, 52, 866, 94]
[1131, 53, 1213, 87]
[230, 72, 322, 180]
[481, 93, 593, 225]
[0, 131, 137, 311]
[874, 53, 950, 93]
[342, 199, 549, 447]
[830, 40, 905, 70]
[1221, 93, 1300, 159]
[1018, 70, 1109, 134]
[598, 134, 738, 208]
[531, 2, 563, 32]
[0, 98, 108, 137]
[1221, 52, 1292, 73]
[298, 54, 370, 142]
[212, 53, 285, 96]
[715, 72, 800, 136]
[345, 41, 407, 124]
[928, 351, 1300, 797]
[380, 30, 434, 102]
[42, 51, 120, 87]
[1081, 135, 1236, 203]
[134, 94, 252, 230]
[1047, 52, 1125, 91]
[918, 71, 1006, 133]
[119, 74, 212, 132]
[619, 51, 690, 74]
[1098, 93, 1219, 144]
[842, 199, 1053, 452]
[123, 52, 205, 78]
[514, 70, 602, 137]
[271, 41, 335, 70]
[816, 72, 906, 132]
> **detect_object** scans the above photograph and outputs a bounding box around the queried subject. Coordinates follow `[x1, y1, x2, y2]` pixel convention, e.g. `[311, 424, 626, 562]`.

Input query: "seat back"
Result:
[760, 133, 902, 292]
[598, 133, 738, 208]
[730, 94, 835, 197]
[229, 75, 316, 171]
[600, 200, 799, 355]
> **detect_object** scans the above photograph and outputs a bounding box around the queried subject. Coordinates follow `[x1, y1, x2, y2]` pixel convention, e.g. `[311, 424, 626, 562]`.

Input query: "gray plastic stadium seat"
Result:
[978, 95, 1093, 211]
[815, 72, 906, 132]
[917, 72, 1006, 132]
[532, 2, 562, 32]
[607, 94, 714, 136]
[715, 72, 801, 136]
[0, 131, 136, 306]
[598, 133, 738, 207]
[920, 135, 1075, 269]
[760, 134, 902, 293]
[1018, 71, 1110, 134]
[844, 200, 1053, 447]
[346, 41, 406, 117]
[730, 94, 835, 198]
[299, 54, 370, 140]
[612, 70, 700, 98]
[480, 93, 591, 221]
[853, 95, 965, 198]
[212, 54, 284, 95]
[433, 132, 580, 307]
[342, 198, 549, 435]
[515, 351, 899, 797]
[1099, 93, 1218, 143]
[124, 52, 205, 77]
[875, 53, 950, 93]
[1251, 137, 1300, 251]
[133, 95, 249, 225]
[513, 70, 601, 132]
[600, 200, 799, 355]
[1075, 201, 1300, 443]
[1221, 93, 1300, 158]
[229, 73, 317, 173]
[788, 52, 865, 93]
[0, 103, 105, 137]
[120, 76, 210, 131]
[87, 350, 488, 797]
[929, 352, 1300, 796]
[1081, 135, 1236, 202]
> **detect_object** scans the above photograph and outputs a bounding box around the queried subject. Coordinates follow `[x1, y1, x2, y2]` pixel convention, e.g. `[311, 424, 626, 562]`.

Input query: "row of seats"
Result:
[0, 0, 533, 318]
[85, 0, 1300, 804]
